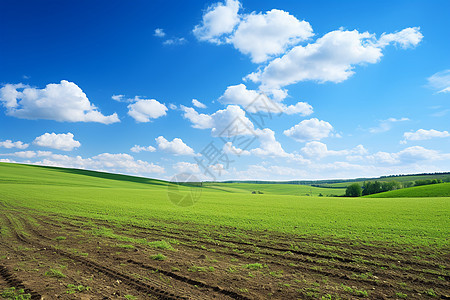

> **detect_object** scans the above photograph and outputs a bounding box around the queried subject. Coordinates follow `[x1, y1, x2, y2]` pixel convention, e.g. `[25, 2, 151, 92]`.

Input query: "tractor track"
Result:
[5, 212, 250, 300]
[32, 213, 450, 295]
[0, 265, 42, 299]
[2, 212, 187, 300]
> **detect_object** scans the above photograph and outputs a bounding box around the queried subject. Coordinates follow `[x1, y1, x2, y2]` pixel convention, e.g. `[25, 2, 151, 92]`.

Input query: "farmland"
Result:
[0, 162, 449, 299]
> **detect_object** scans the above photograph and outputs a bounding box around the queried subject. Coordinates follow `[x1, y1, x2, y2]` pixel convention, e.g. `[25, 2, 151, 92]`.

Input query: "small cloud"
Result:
[154, 28, 166, 37]
[111, 94, 125, 102]
[169, 103, 178, 110]
[127, 99, 168, 123]
[130, 145, 156, 153]
[192, 99, 207, 109]
[402, 129, 450, 143]
[431, 109, 450, 117]
[22, 75, 30, 79]
[33, 132, 81, 151]
[369, 117, 409, 133]
[155, 136, 196, 156]
[427, 70, 450, 94]
[163, 37, 187, 45]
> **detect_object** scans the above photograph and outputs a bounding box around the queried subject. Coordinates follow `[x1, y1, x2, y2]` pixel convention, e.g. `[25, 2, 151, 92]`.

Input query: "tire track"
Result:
[34, 213, 450, 289]
[2, 213, 186, 300]
[0, 265, 41, 299]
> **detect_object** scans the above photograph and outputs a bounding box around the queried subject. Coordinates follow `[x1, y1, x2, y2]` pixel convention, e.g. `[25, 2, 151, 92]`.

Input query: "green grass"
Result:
[150, 253, 166, 260]
[204, 182, 345, 196]
[44, 268, 66, 278]
[0, 163, 449, 246]
[0, 287, 31, 300]
[365, 183, 450, 198]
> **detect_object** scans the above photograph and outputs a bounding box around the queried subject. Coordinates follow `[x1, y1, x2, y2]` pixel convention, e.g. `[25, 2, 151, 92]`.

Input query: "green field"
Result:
[204, 182, 345, 196]
[1, 162, 448, 247]
[365, 182, 450, 198]
[1, 162, 449, 299]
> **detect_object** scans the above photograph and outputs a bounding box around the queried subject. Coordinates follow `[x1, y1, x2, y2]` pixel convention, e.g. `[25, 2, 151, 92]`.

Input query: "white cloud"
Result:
[180, 106, 213, 129]
[172, 161, 201, 174]
[301, 141, 367, 159]
[283, 101, 313, 116]
[193, 0, 241, 44]
[154, 28, 166, 37]
[0, 80, 120, 124]
[9, 151, 37, 158]
[163, 37, 187, 45]
[127, 99, 168, 122]
[402, 129, 450, 142]
[181, 105, 255, 137]
[130, 145, 156, 153]
[227, 9, 313, 63]
[248, 27, 423, 89]
[192, 99, 207, 108]
[369, 117, 409, 133]
[169, 104, 178, 110]
[33, 132, 81, 151]
[218, 83, 313, 115]
[366, 146, 450, 165]
[0, 139, 29, 149]
[223, 142, 250, 156]
[427, 70, 450, 94]
[155, 136, 196, 156]
[284, 118, 333, 142]
[111, 94, 125, 102]
[376, 27, 423, 49]
[250, 128, 291, 158]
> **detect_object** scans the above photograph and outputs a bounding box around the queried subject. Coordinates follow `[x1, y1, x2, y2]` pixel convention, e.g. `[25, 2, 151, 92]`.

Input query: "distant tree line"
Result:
[345, 178, 444, 197]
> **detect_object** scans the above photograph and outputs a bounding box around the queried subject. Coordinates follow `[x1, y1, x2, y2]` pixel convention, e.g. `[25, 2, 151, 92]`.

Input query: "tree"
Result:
[345, 183, 362, 197]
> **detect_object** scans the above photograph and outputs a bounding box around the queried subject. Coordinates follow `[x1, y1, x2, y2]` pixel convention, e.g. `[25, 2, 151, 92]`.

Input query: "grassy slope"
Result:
[204, 182, 345, 196]
[323, 174, 450, 188]
[1, 162, 449, 246]
[365, 182, 450, 198]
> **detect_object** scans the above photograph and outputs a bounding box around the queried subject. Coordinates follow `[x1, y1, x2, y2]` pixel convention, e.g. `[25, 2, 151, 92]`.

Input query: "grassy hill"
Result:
[365, 182, 450, 198]
[204, 182, 345, 196]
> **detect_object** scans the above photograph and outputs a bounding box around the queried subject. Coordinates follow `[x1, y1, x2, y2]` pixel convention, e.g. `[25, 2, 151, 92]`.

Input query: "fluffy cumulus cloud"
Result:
[218, 84, 313, 115]
[284, 118, 333, 142]
[172, 161, 201, 174]
[193, 1, 313, 63]
[33, 132, 81, 151]
[402, 129, 450, 143]
[250, 128, 291, 158]
[222, 142, 250, 156]
[376, 27, 424, 48]
[227, 9, 313, 63]
[369, 117, 409, 133]
[181, 105, 255, 137]
[0, 80, 119, 124]
[301, 141, 367, 159]
[193, 0, 241, 44]
[155, 136, 196, 156]
[364, 146, 450, 165]
[0, 139, 29, 149]
[247, 27, 423, 88]
[127, 99, 168, 122]
[130, 145, 156, 153]
[427, 70, 450, 93]
[192, 99, 207, 108]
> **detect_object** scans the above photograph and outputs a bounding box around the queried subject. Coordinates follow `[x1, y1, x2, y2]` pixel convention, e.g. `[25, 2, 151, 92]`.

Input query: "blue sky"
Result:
[1, 0, 449, 181]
